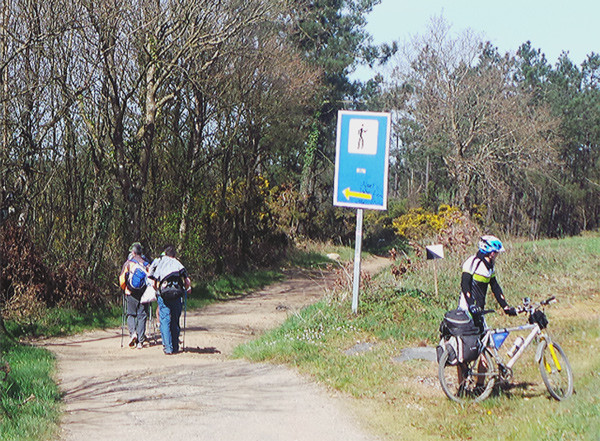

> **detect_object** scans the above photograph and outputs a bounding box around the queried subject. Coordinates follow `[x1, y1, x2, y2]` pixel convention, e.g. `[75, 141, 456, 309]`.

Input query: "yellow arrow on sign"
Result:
[343, 187, 372, 201]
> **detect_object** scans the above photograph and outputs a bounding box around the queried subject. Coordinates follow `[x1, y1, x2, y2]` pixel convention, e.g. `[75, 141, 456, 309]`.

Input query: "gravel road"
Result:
[43, 258, 390, 441]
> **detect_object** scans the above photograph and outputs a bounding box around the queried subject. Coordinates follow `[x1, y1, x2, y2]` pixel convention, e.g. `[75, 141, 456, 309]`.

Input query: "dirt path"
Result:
[43, 257, 390, 441]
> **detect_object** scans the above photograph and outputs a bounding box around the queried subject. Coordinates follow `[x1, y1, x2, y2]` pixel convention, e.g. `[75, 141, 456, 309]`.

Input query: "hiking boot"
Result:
[128, 334, 138, 348]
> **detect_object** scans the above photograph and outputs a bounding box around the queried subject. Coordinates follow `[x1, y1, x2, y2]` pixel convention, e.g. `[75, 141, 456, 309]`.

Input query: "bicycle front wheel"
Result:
[539, 340, 573, 400]
[438, 347, 496, 404]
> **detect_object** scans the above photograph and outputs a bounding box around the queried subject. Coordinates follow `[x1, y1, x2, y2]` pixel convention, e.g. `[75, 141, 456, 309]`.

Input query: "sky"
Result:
[352, 0, 600, 81]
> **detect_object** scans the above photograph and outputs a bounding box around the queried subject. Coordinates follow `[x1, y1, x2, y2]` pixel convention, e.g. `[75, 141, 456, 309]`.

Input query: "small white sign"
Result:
[426, 244, 444, 260]
[348, 119, 379, 155]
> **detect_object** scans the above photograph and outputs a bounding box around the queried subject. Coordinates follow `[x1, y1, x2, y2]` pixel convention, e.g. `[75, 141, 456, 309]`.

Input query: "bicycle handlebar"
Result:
[474, 297, 557, 317]
[541, 296, 557, 306]
[516, 296, 558, 314]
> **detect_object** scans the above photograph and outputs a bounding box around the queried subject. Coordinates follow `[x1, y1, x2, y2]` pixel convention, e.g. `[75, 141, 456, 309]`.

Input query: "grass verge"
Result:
[234, 233, 600, 441]
[0, 336, 60, 441]
[285, 241, 360, 269]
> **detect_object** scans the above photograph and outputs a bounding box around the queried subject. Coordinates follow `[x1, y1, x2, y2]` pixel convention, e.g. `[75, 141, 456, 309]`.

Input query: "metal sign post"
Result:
[334, 110, 391, 314]
[351, 208, 364, 313]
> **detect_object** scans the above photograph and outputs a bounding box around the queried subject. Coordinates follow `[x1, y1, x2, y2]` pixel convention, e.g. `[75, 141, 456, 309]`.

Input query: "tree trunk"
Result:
[299, 113, 320, 199]
[86, 189, 114, 279]
[178, 90, 206, 254]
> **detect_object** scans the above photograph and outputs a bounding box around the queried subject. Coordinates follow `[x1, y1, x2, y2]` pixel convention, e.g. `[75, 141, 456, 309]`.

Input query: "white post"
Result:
[433, 260, 439, 299]
[352, 208, 364, 314]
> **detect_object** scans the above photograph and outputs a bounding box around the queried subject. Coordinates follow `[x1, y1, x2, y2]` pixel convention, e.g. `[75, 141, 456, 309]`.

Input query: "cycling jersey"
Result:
[459, 251, 509, 311]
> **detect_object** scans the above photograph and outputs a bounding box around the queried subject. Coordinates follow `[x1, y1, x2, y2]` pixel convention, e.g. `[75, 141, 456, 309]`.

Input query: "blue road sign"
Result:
[333, 110, 391, 210]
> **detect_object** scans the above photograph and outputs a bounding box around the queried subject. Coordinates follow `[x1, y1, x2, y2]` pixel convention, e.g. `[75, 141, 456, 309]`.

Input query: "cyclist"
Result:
[459, 235, 517, 329]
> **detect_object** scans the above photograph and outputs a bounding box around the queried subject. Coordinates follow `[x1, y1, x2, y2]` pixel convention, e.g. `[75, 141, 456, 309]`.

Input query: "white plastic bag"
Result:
[140, 285, 157, 304]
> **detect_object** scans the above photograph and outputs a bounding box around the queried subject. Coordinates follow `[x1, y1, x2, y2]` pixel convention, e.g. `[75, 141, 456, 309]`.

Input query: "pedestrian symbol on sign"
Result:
[348, 119, 379, 155]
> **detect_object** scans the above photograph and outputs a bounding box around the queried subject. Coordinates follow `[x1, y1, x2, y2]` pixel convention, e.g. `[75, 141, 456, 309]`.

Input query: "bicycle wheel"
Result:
[539, 340, 573, 400]
[439, 347, 496, 403]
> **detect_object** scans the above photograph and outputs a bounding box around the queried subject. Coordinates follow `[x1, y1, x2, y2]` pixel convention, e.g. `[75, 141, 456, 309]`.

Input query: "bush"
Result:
[392, 204, 458, 240]
[0, 223, 104, 333]
[363, 199, 410, 255]
[390, 204, 481, 254]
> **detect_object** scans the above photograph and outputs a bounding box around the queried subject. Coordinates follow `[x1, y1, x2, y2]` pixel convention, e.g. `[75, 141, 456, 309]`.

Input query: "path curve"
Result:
[42, 257, 390, 441]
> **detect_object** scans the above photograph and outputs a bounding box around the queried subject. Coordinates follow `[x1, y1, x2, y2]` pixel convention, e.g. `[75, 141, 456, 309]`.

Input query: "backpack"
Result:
[436, 309, 482, 365]
[126, 259, 148, 294]
[158, 271, 185, 300]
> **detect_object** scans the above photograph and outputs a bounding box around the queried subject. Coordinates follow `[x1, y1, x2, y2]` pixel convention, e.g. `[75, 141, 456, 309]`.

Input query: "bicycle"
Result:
[438, 296, 573, 403]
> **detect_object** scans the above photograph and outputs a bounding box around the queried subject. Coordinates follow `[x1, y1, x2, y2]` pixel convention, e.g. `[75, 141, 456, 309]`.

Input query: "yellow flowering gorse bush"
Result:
[392, 204, 462, 241]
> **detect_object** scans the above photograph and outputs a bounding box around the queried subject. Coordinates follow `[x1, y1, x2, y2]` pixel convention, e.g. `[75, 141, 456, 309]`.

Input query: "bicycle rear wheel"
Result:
[438, 347, 496, 403]
[539, 340, 573, 400]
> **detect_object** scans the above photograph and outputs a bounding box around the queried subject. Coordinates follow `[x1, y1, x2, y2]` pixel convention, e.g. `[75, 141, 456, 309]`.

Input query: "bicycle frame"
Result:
[482, 322, 541, 370]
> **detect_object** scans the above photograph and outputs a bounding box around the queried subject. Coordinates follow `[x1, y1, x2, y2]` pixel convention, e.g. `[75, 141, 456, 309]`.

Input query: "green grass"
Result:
[5, 305, 124, 339]
[286, 241, 358, 268]
[234, 233, 600, 441]
[0, 336, 61, 440]
[189, 269, 284, 308]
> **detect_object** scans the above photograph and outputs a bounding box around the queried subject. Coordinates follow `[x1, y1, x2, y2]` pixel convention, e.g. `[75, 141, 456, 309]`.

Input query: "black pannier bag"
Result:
[436, 309, 482, 365]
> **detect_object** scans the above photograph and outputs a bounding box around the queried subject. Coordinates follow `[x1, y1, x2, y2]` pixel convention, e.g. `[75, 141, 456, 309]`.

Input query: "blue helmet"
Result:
[478, 235, 505, 254]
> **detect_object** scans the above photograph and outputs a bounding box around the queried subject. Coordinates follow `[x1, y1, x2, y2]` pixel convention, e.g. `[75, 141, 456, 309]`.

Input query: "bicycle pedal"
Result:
[498, 363, 513, 381]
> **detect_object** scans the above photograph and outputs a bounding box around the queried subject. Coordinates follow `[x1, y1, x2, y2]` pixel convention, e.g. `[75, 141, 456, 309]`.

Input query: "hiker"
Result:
[458, 235, 517, 329]
[119, 242, 150, 349]
[148, 245, 191, 355]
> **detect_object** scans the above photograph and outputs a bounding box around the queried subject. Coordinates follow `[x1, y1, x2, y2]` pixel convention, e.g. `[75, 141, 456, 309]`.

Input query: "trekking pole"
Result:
[148, 302, 153, 345]
[121, 293, 126, 348]
[150, 302, 158, 345]
[182, 289, 188, 352]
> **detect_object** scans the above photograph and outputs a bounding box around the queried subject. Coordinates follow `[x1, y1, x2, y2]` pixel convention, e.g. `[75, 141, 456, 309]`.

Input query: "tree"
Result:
[384, 18, 559, 235]
[1, 0, 324, 285]
[542, 53, 600, 234]
[168, 13, 319, 272]
[73, 0, 278, 247]
[289, 0, 383, 239]
[511, 43, 600, 235]
[0, 0, 82, 229]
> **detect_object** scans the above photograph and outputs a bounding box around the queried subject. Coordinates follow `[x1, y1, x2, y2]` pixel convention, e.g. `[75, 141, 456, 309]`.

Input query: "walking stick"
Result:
[182, 288, 188, 352]
[121, 293, 126, 348]
[148, 302, 157, 345]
